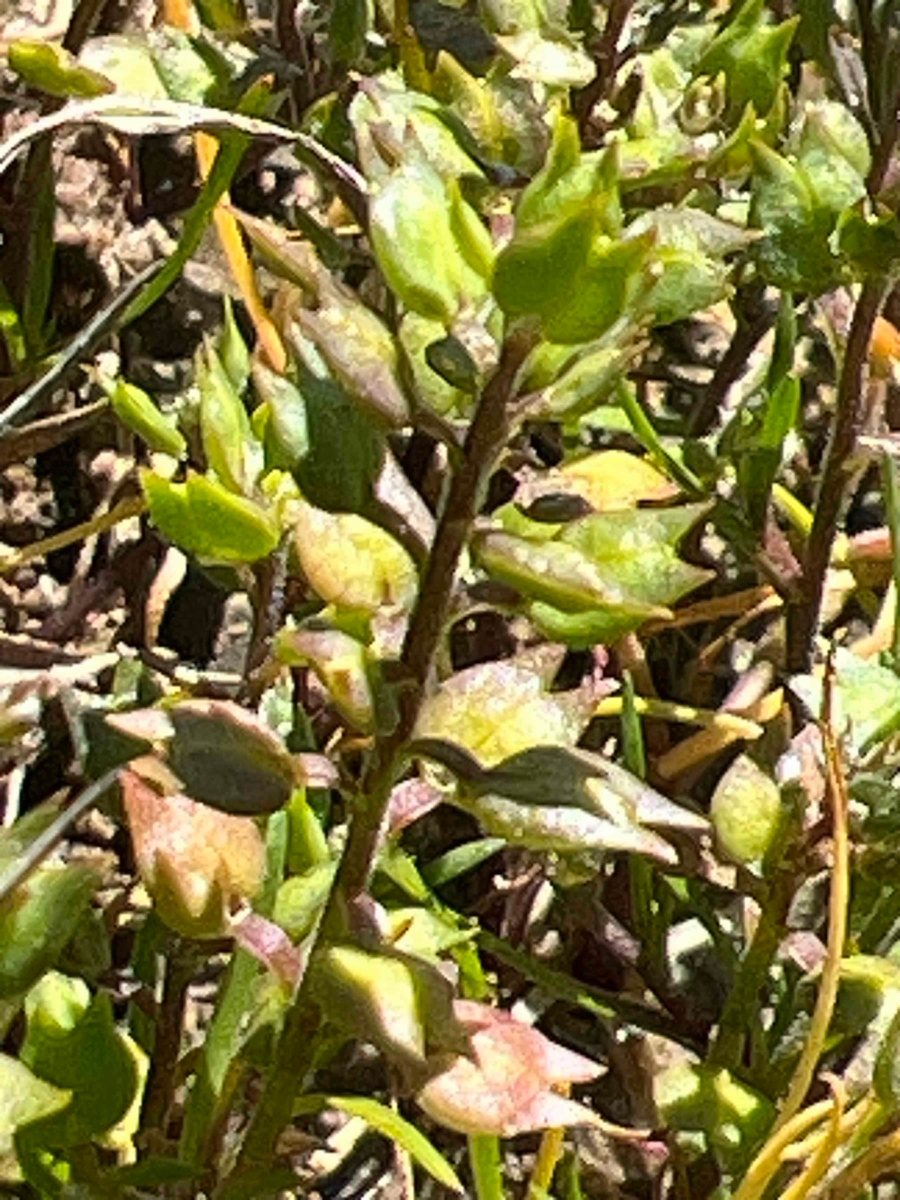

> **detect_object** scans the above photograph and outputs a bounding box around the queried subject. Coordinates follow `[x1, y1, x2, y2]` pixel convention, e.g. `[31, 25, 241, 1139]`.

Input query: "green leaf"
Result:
[655, 1061, 774, 1174]
[874, 1004, 900, 1113]
[309, 945, 465, 1081]
[425, 334, 480, 394]
[473, 530, 671, 618]
[710, 755, 784, 867]
[507, 503, 711, 647]
[197, 342, 261, 495]
[147, 26, 219, 102]
[369, 158, 490, 324]
[0, 865, 100, 999]
[414, 739, 705, 862]
[0, 280, 26, 372]
[496, 30, 596, 88]
[795, 101, 869, 217]
[423, 838, 506, 888]
[141, 470, 279, 562]
[78, 34, 169, 98]
[107, 378, 187, 457]
[838, 206, 900, 279]
[414, 660, 585, 768]
[629, 207, 753, 327]
[493, 206, 595, 317]
[20, 975, 137, 1145]
[329, 0, 370, 64]
[292, 502, 417, 616]
[790, 648, 900, 755]
[272, 863, 336, 942]
[516, 113, 604, 229]
[291, 363, 385, 516]
[399, 314, 471, 416]
[349, 71, 484, 186]
[749, 139, 843, 294]
[493, 206, 649, 344]
[254, 362, 309, 471]
[294, 1094, 464, 1193]
[696, 0, 799, 120]
[0, 1054, 70, 1171]
[523, 341, 636, 421]
[734, 374, 801, 529]
[9, 39, 114, 99]
[166, 699, 298, 816]
[276, 625, 375, 732]
[561, 503, 713, 610]
[292, 290, 410, 430]
[219, 296, 251, 394]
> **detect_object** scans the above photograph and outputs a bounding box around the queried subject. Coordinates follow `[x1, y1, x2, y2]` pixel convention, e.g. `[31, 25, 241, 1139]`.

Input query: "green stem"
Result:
[616, 379, 705, 497]
[469, 1134, 505, 1200]
[707, 868, 795, 1071]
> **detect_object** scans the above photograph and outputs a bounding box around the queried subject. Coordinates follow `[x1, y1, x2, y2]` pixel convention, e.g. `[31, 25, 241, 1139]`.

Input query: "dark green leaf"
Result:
[167, 699, 298, 815]
[330, 0, 369, 64]
[291, 365, 385, 516]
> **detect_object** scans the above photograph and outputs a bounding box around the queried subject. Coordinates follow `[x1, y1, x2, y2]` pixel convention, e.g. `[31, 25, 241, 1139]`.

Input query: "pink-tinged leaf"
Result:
[120, 768, 266, 939]
[416, 1000, 604, 1137]
[387, 777, 447, 834]
[231, 911, 306, 990]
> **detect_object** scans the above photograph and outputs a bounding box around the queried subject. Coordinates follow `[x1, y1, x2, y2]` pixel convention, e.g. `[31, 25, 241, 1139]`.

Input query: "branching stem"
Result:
[228, 328, 535, 1178]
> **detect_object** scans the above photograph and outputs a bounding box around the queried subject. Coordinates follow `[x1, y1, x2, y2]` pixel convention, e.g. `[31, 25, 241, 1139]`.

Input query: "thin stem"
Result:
[732, 1100, 836, 1200]
[707, 868, 795, 1070]
[772, 691, 850, 1130]
[780, 1078, 844, 1200]
[331, 327, 536, 907]
[469, 1134, 505, 1200]
[574, 0, 635, 137]
[528, 1124, 566, 1199]
[63, 0, 110, 53]
[228, 329, 535, 1177]
[0, 494, 145, 573]
[881, 454, 900, 665]
[141, 939, 197, 1140]
[824, 1122, 900, 1198]
[788, 279, 885, 671]
[687, 288, 776, 437]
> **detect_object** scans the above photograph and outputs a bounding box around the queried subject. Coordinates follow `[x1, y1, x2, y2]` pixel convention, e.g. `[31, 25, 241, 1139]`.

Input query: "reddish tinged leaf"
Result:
[387, 777, 447, 834]
[231, 912, 306, 991]
[120, 768, 266, 939]
[417, 1000, 605, 1137]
